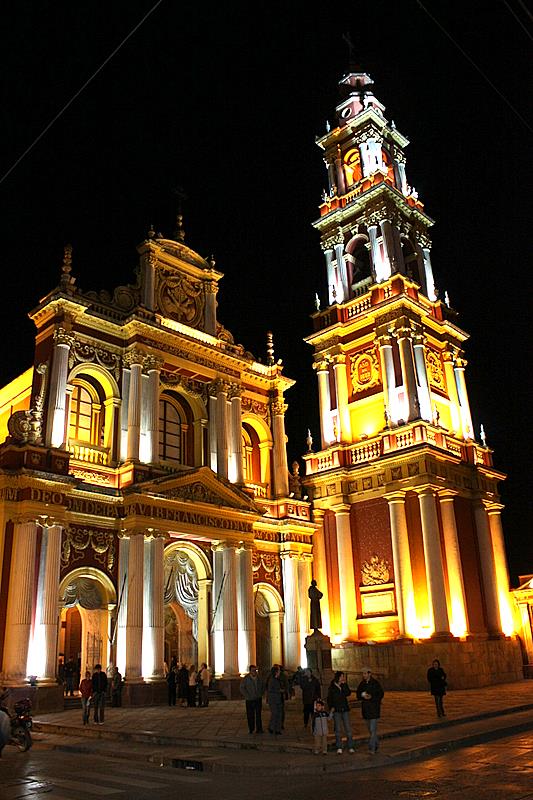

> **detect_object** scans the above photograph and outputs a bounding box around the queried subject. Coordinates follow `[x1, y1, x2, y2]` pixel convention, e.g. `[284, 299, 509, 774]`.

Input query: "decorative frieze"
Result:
[69, 338, 122, 380]
[61, 526, 116, 572]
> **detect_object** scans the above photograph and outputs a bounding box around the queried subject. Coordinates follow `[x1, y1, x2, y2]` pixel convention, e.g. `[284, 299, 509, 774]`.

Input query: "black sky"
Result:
[1, 1, 531, 580]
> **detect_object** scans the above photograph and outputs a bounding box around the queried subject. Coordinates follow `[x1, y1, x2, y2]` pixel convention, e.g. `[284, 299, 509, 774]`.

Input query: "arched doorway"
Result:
[58, 568, 116, 679]
[164, 542, 211, 669]
[254, 582, 284, 675]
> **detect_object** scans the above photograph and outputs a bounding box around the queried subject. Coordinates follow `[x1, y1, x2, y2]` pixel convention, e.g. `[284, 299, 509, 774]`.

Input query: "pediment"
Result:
[140, 467, 262, 514]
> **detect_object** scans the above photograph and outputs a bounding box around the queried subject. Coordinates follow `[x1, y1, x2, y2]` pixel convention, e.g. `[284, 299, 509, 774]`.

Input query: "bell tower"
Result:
[303, 68, 521, 687]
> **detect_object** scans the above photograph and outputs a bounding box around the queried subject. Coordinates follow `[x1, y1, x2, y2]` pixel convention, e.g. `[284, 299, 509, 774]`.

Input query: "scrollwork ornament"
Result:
[361, 554, 390, 585]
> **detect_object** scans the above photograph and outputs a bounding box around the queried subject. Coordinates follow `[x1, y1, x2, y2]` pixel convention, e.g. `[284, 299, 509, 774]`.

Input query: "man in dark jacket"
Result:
[91, 663, 108, 724]
[301, 669, 321, 728]
[240, 665, 265, 734]
[356, 668, 384, 753]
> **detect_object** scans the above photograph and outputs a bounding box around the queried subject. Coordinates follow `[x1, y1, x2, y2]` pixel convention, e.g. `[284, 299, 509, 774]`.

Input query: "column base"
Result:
[122, 680, 166, 706]
[216, 676, 242, 700]
[430, 631, 457, 641]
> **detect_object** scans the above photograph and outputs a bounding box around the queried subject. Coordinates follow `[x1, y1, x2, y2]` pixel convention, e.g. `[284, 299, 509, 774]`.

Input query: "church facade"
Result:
[0, 68, 527, 706]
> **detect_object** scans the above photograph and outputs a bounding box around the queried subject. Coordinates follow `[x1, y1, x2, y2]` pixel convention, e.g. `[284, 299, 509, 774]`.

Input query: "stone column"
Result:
[222, 544, 239, 675]
[379, 219, 400, 277]
[197, 578, 211, 669]
[204, 281, 218, 336]
[486, 503, 513, 633]
[417, 488, 451, 637]
[37, 524, 62, 682]
[413, 334, 432, 422]
[386, 492, 415, 637]
[145, 358, 161, 464]
[47, 329, 75, 448]
[126, 354, 143, 461]
[421, 246, 437, 301]
[368, 224, 382, 281]
[454, 357, 474, 440]
[229, 386, 244, 484]
[442, 351, 461, 434]
[324, 249, 336, 306]
[125, 532, 144, 682]
[474, 501, 502, 635]
[120, 366, 131, 462]
[315, 360, 334, 447]
[208, 393, 218, 472]
[334, 241, 348, 303]
[281, 551, 301, 670]
[397, 325, 419, 421]
[332, 354, 351, 443]
[271, 398, 289, 497]
[333, 507, 357, 641]
[311, 510, 331, 636]
[212, 546, 224, 675]
[376, 335, 396, 422]
[3, 521, 38, 683]
[438, 492, 468, 637]
[141, 252, 156, 310]
[237, 545, 256, 673]
[334, 151, 346, 195]
[116, 536, 129, 676]
[143, 535, 164, 680]
[216, 382, 229, 480]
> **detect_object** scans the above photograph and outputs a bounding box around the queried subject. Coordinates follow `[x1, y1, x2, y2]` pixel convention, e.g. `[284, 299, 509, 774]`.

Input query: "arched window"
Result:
[159, 394, 192, 465]
[242, 423, 261, 485]
[343, 148, 362, 188]
[69, 383, 101, 445]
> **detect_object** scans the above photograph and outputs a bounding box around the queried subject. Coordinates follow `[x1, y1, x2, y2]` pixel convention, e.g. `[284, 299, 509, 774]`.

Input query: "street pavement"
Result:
[27, 680, 533, 775]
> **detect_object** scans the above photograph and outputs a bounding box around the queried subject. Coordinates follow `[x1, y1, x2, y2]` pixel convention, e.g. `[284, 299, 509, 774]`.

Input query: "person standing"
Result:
[177, 663, 189, 707]
[356, 668, 384, 754]
[111, 667, 123, 707]
[91, 663, 108, 724]
[312, 699, 330, 754]
[188, 665, 198, 707]
[79, 670, 92, 725]
[64, 657, 75, 697]
[198, 663, 211, 707]
[301, 669, 321, 729]
[167, 665, 177, 706]
[427, 659, 447, 717]
[266, 665, 283, 735]
[327, 671, 355, 754]
[240, 665, 265, 734]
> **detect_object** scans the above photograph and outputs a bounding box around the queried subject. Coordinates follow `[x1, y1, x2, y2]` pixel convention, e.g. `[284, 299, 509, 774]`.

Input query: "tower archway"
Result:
[254, 582, 284, 674]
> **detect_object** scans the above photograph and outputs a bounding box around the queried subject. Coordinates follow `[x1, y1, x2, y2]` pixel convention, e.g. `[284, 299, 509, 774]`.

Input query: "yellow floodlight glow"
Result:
[498, 591, 515, 637]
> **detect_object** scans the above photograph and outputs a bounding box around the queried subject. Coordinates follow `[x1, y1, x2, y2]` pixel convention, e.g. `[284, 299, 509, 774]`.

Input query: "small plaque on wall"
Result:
[361, 590, 396, 616]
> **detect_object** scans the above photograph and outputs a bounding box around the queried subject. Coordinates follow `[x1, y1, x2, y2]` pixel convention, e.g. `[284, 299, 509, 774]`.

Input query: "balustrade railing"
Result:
[69, 440, 110, 466]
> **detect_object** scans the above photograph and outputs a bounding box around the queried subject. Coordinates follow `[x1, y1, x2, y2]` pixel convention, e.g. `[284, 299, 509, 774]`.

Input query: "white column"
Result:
[397, 327, 419, 421]
[443, 351, 461, 434]
[486, 504, 513, 635]
[197, 578, 211, 669]
[212, 546, 224, 675]
[37, 524, 62, 681]
[204, 281, 218, 336]
[281, 551, 301, 670]
[334, 508, 357, 641]
[413, 335, 432, 422]
[229, 389, 244, 484]
[422, 247, 437, 301]
[237, 546, 256, 673]
[379, 219, 396, 277]
[474, 502, 502, 635]
[222, 545, 239, 675]
[386, 493, 415, 637]
[332, 355, 351, 442]
[120, 367, 131, 462]
[438, 492, 468, 637]
[324, 249, 336, 305]
[116, 537, 129, 676]
[216, 384, 229, 480]
[125, 532, 144, 682]
[334, 242, 348, 302]
[454, 358, 474, 440]
[127, 359, 143, 461]
[396, 160, 408, 195]
[368, 224, 382, 281]
[315, 361, 333, 447]
[208, 394, 218, 472]
[143, 535, 164, 680]
[377, 335, 397, 422]
[271, 399, 289, 497]
[47, 330, 73, 448]
[146, 363, 161, 464]
[417, 489, 451, 637]
[3, 521, 38, 683]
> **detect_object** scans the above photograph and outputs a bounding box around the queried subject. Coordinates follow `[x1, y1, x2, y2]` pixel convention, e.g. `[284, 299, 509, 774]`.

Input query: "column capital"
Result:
[414, 486, 437, 498]
[375, 334, 393, 348]
[123, 349, 145, 368]
[144, 354, 164, 371]
[438, 489, 458, 502]
[210, 378, 230, 396]
[227, 383, 243, 400]
[270, 399, 287, 416]
[312, 359, 330, 373]
[330, 503, 351, 516]
[280, 549, 301, 561]
[54, 327, 76, 348]
[454, 357, 468, 370]
[330, 353, 347, 367]
[384, 491, 406, 504]
[485, 502, 505, 515]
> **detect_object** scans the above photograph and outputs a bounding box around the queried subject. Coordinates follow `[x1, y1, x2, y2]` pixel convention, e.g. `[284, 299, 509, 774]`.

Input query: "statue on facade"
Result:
[308, 579, 323, 631]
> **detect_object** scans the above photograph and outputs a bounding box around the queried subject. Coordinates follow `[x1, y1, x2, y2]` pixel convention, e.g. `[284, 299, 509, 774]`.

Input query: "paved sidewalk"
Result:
[32, 681, 533, 775]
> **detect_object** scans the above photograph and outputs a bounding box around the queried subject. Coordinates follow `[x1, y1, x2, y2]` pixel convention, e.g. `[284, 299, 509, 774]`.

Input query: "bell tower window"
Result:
[158, 393, 192, 465]
[343, 148, 362, 188]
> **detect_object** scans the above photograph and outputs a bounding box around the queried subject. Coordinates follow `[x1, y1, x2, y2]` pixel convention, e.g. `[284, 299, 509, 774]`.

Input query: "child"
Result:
[312, 698, 329, 754]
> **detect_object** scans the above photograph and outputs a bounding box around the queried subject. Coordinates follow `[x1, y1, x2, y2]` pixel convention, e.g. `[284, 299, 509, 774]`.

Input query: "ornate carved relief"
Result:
[155, 268, 205, 328]
[241, 396, 268, 420]
[361, 554, 390, 585]
[425, 349, 445, 390]
[252, 550, 281, 590]
[69, 339, 122, 380]
[61, 526, 116, 572]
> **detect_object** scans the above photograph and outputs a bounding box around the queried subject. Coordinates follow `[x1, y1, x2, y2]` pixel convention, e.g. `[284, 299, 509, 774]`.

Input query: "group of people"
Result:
[78, 664, 122, 724]
[240, 659, 448, 755]
[166, 659, 211, 708]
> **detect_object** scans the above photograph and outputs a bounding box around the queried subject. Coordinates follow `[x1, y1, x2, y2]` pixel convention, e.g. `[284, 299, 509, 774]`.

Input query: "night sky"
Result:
[1, 2, 531, 580]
